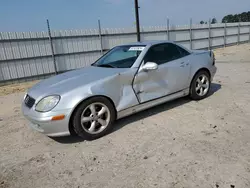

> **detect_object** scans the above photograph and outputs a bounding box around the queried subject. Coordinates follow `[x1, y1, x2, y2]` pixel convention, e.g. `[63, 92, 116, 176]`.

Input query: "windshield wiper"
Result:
[95, 64, 116, 68]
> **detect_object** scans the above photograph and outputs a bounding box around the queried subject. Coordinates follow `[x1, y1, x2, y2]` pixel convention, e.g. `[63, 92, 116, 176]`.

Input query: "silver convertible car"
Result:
[22, 41, 216, 140]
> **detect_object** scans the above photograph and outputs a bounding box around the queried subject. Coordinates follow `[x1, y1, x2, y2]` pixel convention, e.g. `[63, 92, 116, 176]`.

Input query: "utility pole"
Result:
[47, 19, 57, 75]
[134, 0, 141, 42]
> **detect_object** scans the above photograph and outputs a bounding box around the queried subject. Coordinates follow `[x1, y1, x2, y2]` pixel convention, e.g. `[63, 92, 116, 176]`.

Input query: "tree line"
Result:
[222, 11, 250, 23]
[199, 11, 250, 24]
[200, 18, 217, 24]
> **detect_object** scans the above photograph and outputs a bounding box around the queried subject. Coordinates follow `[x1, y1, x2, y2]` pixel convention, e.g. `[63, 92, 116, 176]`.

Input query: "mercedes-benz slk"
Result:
[22, 41, 217, 140]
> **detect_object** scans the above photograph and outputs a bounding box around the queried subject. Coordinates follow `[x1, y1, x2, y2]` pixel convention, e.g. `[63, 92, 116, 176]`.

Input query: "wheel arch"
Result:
[190, 67, 211, 84]
[190, 67, 211, 88]
[68, 95, 117, 136]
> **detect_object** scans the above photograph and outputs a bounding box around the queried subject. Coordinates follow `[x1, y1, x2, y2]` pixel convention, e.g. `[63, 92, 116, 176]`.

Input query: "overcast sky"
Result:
[0, 0, 249, 32]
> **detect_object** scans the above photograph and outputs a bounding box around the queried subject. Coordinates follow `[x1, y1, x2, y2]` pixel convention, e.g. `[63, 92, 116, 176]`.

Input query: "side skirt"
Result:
[117, 88, 189, 119]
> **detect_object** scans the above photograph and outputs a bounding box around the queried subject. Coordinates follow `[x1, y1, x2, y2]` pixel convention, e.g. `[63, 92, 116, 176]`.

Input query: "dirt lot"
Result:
[0, 44, 250, 188]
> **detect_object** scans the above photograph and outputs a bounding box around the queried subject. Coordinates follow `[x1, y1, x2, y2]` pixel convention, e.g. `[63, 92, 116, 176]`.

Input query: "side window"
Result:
[176, 45, 190, 57]
[144, 43, 182, 65]
[164, 43, 183, 62]
[144, 44, 166, 65]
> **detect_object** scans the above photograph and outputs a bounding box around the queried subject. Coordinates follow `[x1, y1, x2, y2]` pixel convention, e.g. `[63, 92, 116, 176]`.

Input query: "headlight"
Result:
[35, 95, 60, 112]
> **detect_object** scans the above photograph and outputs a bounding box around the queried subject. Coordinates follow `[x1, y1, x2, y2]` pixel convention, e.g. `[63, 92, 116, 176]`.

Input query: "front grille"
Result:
[24, 95, 35, 108]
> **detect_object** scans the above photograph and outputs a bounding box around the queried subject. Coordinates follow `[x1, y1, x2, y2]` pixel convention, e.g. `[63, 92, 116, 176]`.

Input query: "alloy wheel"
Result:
[81, 102, 111, 134]
[195, 74, 210, 96]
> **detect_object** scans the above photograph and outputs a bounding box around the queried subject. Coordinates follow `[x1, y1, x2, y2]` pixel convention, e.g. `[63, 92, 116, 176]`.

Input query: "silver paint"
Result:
[22, 40, 217, 137]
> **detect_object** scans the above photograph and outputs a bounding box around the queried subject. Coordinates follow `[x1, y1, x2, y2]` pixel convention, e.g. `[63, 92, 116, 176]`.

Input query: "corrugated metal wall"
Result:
[0, 22, 250, 85]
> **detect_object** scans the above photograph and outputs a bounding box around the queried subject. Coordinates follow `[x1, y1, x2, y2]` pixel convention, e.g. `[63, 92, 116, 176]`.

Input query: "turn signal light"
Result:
[51, 115, 65, 121]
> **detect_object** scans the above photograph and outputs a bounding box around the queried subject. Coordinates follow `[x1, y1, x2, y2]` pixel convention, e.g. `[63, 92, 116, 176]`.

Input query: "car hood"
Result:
[28, 66, 128, 99]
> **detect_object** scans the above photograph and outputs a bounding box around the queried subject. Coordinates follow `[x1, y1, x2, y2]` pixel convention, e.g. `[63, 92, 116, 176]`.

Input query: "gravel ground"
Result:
[0, 44, 250, 188]
[0, 81, 39, 96]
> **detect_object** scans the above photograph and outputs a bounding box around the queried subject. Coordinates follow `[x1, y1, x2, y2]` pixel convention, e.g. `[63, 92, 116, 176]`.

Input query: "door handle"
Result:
[180, 62, 189, 67]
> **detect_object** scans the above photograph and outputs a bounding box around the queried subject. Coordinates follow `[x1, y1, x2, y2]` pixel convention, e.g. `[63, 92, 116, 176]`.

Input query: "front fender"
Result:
[56, 68, 139, 115]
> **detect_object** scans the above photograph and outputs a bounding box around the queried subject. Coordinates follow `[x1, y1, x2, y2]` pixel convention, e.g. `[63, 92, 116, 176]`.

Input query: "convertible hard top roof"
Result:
[121, 40, 175, 46]
[118, 40, 192, 54]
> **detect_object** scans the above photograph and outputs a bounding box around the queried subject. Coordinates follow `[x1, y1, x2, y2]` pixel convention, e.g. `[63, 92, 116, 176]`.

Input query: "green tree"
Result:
[222, 11, 250, 23]
[200, 21, 204, 24]
[211, 18, 217, 24]
[241, 12, 248, 22]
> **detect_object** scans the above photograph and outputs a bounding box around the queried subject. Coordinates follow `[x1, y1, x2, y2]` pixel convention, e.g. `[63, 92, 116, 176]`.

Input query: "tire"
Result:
[190, 70, 211, 100]
[72, 96, 116, 140]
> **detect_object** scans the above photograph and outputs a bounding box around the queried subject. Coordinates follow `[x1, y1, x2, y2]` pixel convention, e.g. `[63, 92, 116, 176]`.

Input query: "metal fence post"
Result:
[0, 32, 11, 81]
[237, 22, 240, 45]
[98, 20, 103, 54]
[7, 32, 18, 80]
[208, 19, 211, 50]
[224, 22, 227, 47]
[249, 23, 250, 43]
[190, 18, 192, 50]
[46, 19, 57, 75]
[167, 18, 170, 40]
[0, 33, 5, 81]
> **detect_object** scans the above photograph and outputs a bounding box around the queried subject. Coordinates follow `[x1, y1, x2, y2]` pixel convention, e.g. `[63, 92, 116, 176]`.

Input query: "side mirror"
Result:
[141, 62, 158, 71]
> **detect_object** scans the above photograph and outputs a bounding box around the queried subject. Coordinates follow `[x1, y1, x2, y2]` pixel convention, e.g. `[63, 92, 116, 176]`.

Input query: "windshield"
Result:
[92, 45, 145, 68]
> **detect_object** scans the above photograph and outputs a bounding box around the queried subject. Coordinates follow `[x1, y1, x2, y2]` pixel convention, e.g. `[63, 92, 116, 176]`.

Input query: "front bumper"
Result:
[22, 102, 72, 137]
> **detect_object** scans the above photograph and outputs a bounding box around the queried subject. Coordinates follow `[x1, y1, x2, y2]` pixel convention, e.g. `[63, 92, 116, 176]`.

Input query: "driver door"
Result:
[133, 43, 191, 103]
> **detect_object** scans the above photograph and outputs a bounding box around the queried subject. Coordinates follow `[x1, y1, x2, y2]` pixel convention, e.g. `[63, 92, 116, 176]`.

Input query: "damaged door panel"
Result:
[133, 43, 191, 103]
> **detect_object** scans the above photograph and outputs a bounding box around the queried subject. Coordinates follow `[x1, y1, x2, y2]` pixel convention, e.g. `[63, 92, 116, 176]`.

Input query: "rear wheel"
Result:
[190, 70, 211, 100]
[72, 97, 116, 140]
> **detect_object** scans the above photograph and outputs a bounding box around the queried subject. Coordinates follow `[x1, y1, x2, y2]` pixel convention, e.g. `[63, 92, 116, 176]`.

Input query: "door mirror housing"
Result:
[141, 62, 158, 71]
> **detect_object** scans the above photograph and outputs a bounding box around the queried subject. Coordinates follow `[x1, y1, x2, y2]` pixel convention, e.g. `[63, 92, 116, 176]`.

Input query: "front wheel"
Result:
[190, 70, 211, 100]
[72, 97, 116, 140]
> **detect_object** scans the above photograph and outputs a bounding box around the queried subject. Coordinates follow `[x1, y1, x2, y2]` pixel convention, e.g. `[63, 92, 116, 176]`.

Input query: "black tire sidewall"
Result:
[72, 96, 116, 140]
[190, 70, 211, 100]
